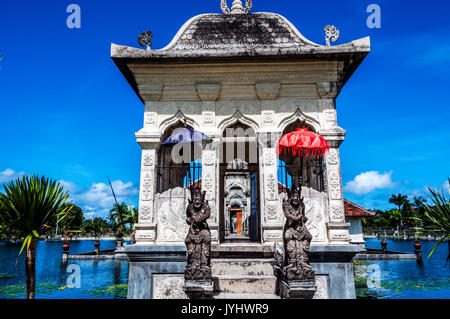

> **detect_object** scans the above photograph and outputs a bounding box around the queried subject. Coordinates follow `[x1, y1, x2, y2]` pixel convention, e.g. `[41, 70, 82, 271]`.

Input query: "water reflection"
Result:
[0, 240, 129, 299]
[355, 238, 450, 299]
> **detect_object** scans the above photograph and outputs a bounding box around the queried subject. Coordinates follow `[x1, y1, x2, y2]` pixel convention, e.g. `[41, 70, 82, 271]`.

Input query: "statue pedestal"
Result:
[183, 280, 214, 299]
[280, 280, 316, 299]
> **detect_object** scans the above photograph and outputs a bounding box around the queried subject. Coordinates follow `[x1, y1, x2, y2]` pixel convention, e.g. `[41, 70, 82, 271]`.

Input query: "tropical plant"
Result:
[422, 178, 450, 261]
[389, 194, 408, 211]
[59, 204, 84, 233]
[110, 203, 138, 233]
[82, 217, 109, 237]
[0, 175, 72, 299]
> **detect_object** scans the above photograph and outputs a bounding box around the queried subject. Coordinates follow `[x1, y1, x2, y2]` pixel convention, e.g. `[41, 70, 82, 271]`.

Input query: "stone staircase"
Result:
[211, 258, 280, 299]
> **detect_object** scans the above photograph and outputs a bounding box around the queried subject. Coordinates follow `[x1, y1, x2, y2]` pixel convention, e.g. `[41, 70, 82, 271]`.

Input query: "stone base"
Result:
[183, 280, 214, 299]
[279, 280, 317, 299]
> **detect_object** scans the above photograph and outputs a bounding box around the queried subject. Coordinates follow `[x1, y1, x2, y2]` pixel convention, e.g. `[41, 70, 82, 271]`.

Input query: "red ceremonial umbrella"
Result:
[277, 127, 330, 195]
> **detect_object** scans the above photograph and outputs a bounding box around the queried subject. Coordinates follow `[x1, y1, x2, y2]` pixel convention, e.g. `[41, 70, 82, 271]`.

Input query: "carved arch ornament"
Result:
[158, 110, 201, 138]
[218, 109, 260, 135]
[278, 108, 321, 133]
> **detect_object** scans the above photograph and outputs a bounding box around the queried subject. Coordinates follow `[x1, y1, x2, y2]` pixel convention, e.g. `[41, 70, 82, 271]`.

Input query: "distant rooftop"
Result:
[344, 199, 375, 217]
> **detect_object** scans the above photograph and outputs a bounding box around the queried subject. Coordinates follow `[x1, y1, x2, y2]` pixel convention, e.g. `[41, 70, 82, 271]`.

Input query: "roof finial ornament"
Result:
[324, 25, 339, 46]
[138, 31, 153, 50]
[221, 0, 252, 15]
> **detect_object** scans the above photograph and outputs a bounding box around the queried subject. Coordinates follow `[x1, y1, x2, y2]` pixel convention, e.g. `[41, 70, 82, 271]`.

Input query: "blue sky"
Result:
[0, 0, 449, 216]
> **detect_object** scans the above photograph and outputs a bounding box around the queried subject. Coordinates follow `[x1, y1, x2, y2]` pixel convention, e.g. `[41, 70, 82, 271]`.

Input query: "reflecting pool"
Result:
[0, 240, 129, 299]
[1, 238, 449, 299]
[355, 238, 450, 299]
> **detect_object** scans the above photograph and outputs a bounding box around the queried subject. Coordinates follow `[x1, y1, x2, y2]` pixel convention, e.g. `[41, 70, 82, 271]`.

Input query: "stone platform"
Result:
[123, 243, 360, 299]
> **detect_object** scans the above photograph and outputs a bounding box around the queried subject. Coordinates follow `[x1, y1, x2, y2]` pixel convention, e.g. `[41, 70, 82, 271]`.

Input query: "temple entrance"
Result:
[219, 122, 260, 243]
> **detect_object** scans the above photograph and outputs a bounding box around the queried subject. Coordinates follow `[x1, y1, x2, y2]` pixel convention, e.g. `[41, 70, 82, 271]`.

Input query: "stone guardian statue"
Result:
[274, 186, 316, 298]
[282, 186, 315, 281]
[184, 188, 212, 281]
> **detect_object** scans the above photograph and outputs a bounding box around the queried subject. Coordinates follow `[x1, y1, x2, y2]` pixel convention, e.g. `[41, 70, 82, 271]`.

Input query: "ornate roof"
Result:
[111, 11, 370, 60]
[161, 13, 317, 53]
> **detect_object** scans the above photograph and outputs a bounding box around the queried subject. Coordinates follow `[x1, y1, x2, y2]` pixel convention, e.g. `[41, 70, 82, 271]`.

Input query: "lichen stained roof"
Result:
[111, 12, 370, 60]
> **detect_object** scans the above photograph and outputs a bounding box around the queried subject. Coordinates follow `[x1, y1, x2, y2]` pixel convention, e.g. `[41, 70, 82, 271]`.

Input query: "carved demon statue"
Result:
[184, 188, 212, 281]
[276, 186, 315, 282]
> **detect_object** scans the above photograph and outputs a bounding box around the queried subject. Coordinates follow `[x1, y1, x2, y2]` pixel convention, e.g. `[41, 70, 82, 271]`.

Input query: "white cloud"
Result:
[343, 171, 397, 195]
[444, 180, 450, 195]
[0, 168, 25, 184]
[68, 180, 138, 218]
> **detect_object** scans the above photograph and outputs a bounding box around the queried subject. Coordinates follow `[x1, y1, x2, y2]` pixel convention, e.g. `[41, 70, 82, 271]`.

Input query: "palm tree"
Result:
[0, 175, 72, 299]
[389, 194, 409, 233]
[389, 193, 408, 211]
[109, 202, 129, 231]
[423, 179, 450, 261]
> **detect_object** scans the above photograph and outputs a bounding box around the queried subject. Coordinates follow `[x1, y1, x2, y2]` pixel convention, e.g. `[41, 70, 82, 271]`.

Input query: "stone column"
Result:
[202, 143, 219, 244]
[317, 82, 350, 244]
[260, 140, 284, 243]
[196, 83, 221, 244]
[134, 85, 163, 244]
[255, 82, 284, 243]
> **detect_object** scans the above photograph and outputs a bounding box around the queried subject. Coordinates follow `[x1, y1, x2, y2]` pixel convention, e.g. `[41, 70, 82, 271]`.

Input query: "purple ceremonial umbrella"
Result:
[162, 127, 212, 190]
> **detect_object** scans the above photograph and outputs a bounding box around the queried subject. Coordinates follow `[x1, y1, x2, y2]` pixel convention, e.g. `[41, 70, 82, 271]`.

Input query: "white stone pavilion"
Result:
[112, 0, 370, 299]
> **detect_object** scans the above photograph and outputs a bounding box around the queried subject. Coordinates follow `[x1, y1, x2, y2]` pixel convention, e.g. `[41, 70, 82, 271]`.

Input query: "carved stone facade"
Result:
[112, 6, 369, 248]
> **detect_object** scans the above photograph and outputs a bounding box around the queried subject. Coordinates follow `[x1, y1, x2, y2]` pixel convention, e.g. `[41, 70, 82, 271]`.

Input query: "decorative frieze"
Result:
[143, 153, 155, 167]
[136, 229, 156, 242]
[328, 169, 342, 200]
[144, 112, 157, 126]
[203, 152, 216, 166]
[264, 152, 276, 166]
[265, 205, 278, 222]
[141, 172, 154, 201]
[265, 173, 278, 201]
[139, 206, 152, 222]
[262, 111, 275, 125]
[203, 111, 215, 125]
[264, 229, 283, 241]
[203, 174, 215, 201]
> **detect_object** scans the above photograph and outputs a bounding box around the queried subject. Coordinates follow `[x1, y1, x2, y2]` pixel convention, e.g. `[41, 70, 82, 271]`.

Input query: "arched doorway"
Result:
[219, 122, 260, 243]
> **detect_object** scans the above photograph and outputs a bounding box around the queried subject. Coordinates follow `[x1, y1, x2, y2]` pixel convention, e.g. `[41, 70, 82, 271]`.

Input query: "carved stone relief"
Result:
[136, 230, 155, 241]
[153, 275, 188, 299]
[264, 230, 282, 240]
[262, 111, 275, 125]
[203, 153, 216, 166]
[203, 174, 215, 201]
[144, 112, 157, 126]
[279, 190, 328, 242]
[141, 173, 153, 201]
[143, 153, 155, 167]
[328, 170, 341, 200]
[313, 276, 330, 299]
[264, 152, 275, 166]
[265, 173, 278, 201]
[330, 230, 350, 241]
[139, 206, 152, 222]
[323, 110, 337, 127]
[203, 111, 215, 124]
[155, 188, 190, 242]
[326, 148, 338, 165]
[265, 205, 279, 222]
[330, 205, 345, 223]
